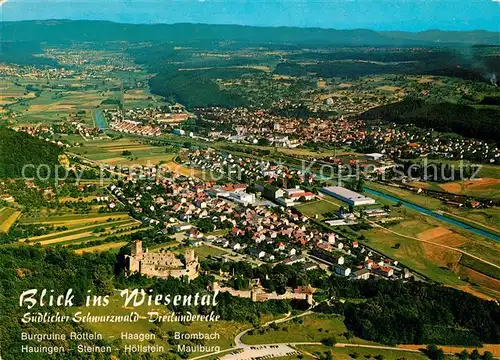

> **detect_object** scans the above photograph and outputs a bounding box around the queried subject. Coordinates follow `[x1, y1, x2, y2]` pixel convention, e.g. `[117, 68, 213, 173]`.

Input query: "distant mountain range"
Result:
[1, 20, 499, 46]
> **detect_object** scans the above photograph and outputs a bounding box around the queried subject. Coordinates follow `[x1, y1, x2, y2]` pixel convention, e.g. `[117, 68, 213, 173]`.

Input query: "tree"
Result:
[458, 350, 469, 360]
[322, 351, 334, 360]
[344, 331, 354, 340]
[321, 336, 337, 346]
[482, 352, 493, 360]
[356, 176, 365, 192]
[470, 350, 480, 360]
[425, 345, 444, 360]
[258, 138, 271, 146]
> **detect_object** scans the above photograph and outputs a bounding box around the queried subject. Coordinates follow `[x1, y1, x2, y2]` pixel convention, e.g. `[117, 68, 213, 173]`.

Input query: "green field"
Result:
[297, 345, 430, 360]
[367, 181, 500, 235]
[2, 65, 169, 129]
[19, 212, 130, 225]
[74, 241, 128, 254]
[459, 255, 500, 280]
[445, 207, 500, 235]
[359, 204, 500, 299]
[122, 88, 167, 109]
[191, 245, 226, 260]
[365, 182, 443, 210]
[360, 226, 466, 286]
[242, 314, 375, 346]
[364, 184, 500, 266]
[295, 197, 342, 220]
[71, 137, 178, 166]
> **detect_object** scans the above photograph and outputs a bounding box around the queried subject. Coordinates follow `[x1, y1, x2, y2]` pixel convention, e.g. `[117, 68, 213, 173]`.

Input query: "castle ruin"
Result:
[127, 240, 199, 280]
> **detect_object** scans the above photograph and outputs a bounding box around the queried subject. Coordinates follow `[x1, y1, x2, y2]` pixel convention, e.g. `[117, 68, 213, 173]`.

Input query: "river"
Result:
[94, 109, 106, 130]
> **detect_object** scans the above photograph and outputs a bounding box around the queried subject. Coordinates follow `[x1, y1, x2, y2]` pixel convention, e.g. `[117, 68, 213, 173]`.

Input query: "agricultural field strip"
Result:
[25, 218, 138, 242]
[51, 221, 140, 245]
[35, 223, 142, 247]
[0, 212, 21, 232]
[54, 226, 147, 247]
[0, 207, 17, 220]
[0, 208, 22, 232]
[459, 255, 500, 280]
[37, 232, 96, 246]
[18, 212, 130, 224]
[74, 241, 128, 254]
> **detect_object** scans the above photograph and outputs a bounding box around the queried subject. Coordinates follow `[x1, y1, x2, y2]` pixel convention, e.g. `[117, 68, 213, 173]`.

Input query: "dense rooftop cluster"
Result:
[195, 107, 499, 163]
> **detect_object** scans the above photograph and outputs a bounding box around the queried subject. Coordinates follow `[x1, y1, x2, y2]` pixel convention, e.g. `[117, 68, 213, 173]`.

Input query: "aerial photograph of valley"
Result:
[0, 0, 499, 359]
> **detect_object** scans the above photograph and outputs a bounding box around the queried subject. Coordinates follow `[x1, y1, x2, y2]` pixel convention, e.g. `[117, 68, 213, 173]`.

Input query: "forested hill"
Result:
[0, 128, 63, 178]
[0, 20, 499, 46]
[359, 100, 500, 144]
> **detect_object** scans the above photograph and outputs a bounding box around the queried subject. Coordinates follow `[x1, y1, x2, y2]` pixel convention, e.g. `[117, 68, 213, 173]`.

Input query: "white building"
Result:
[321, 186, 376, 206]
[229, 192, 256, 206]
[364, 153, 384, 161]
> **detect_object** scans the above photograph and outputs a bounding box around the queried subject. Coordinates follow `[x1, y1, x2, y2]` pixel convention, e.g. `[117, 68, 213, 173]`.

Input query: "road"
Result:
[234, 311, 310, 347]
[190, 307, 446, 360]
[191, 311, 308, 360]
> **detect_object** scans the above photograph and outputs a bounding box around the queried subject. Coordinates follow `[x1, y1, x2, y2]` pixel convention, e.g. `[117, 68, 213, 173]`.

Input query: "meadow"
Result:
[298, 345, 432, 360]
[192, 245, 227, 259]
[0, 80, 36, 107]
[360, 192, 500, 299]
[242, 313, 374, 346]
[365, 181, 500, 235]
[295, 196, 344, 220]
[71, 137, 178, 166]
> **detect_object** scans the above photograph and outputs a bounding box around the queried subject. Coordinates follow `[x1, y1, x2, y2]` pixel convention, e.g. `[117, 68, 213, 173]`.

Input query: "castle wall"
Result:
[213, 283, 311, 303]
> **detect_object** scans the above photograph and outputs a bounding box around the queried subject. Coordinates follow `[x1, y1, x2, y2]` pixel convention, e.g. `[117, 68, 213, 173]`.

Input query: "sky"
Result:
[0, 0, 499, 32]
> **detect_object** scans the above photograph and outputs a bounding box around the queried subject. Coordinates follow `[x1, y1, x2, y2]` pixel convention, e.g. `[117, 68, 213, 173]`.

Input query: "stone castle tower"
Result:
[131, 240, 143, 259]
[185, 248, 196, 263]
